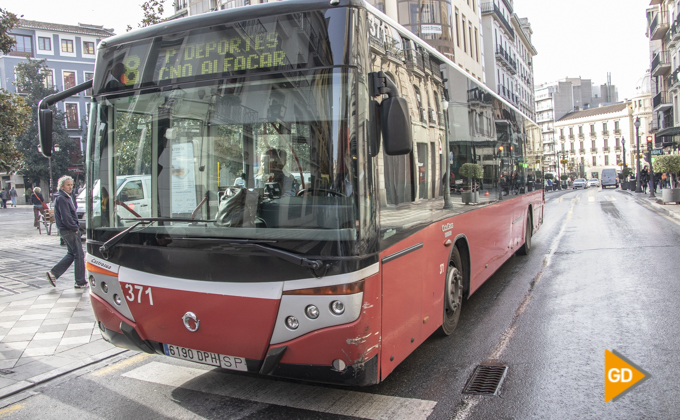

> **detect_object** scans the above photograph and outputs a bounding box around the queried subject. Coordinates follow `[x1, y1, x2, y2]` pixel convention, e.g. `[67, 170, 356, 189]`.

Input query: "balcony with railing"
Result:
[495, 45, 517, 74]
[649, 119, 659, 133]
[591, 147, 598, 153]
[614, 128, 621, 135]
[590, 131, 597, 138]
[559, 135, 565, 141]
[671, 14, 680, 45]
[649, 12, 669, 41]
[578, 133, 585, 139]
[603, 147, 610, 153]
[615, 145, 622, 152]
[579, 148, 586, 154]
[481, 2, 515, 38]
[568, 134, 575, 140]
[653, 90, 672, 112]
[669, 67, 680, 92]
[652, 50, 672, 76]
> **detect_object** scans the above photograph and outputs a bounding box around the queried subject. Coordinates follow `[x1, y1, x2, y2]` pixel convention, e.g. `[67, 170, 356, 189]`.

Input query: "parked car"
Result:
[587, 178, 600, 188]
[573, 178, 587, 189]
[601, 168, 618, 189]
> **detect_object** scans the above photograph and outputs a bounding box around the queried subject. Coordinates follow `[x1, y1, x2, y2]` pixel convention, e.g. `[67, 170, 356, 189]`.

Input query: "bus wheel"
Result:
[517, 215, 532, 256]
[440, 247, 463, 336]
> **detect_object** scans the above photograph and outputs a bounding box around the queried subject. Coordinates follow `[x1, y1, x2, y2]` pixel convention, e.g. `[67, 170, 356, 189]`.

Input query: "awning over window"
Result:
[655, 126, 680, 137]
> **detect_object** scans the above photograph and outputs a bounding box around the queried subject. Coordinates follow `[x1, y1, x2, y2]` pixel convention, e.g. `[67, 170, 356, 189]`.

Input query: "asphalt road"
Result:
[2, 188, 679, 419]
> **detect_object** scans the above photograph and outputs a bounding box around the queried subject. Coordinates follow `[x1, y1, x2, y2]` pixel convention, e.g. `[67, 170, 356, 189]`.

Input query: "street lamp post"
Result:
[634, 118, 642, 193]
[621, 137, 626, 169]
[555, 151, 561, 190]
[647, 136, 655, 198]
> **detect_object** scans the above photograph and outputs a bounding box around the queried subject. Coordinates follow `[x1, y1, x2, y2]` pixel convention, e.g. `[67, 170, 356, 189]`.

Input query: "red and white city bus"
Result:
[37, 0, 543, 385]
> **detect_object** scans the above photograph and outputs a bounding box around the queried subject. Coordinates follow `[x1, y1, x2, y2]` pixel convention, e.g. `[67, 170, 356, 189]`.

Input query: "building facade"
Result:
[481, 0, 536, 119]
[534, 77, 620, 176]
[647, 0, 680, 152]
[554, 102, 635, 180]
[0, 20, 114, 196]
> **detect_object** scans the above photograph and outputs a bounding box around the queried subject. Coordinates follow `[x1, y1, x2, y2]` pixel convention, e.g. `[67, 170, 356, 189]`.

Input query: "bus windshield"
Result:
[89, 69, 357, 240]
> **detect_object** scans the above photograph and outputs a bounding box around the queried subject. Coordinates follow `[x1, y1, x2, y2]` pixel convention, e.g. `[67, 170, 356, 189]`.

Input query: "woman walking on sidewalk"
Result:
[45, 176, 87, 289]
[31, 187, 46, 228]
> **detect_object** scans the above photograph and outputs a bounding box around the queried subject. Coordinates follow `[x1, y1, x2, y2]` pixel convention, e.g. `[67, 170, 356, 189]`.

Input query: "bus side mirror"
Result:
[38, 108, 53, 157]
[370, 71, 413, 156]
[380, 96, 412, 155]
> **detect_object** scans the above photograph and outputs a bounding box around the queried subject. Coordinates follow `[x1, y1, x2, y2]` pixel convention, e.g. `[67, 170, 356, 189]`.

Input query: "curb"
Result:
[0, 348, 128, 400]
[615, 189, 680, 221]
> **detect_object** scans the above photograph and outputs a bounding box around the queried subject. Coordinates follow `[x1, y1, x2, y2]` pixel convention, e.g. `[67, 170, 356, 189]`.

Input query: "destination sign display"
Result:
[94, 10, 348, 95]
[155, 31, 286, 81]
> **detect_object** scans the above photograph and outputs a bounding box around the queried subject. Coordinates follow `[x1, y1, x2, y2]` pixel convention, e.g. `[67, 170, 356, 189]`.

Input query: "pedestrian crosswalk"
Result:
[555, 195, 618, 204]
[122, 361, 437, 420]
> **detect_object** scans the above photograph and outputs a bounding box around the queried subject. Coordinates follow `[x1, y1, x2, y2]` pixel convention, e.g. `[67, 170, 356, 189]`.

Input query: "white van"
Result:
[87, 176, 152, 226]
[601, 168, 618, 189]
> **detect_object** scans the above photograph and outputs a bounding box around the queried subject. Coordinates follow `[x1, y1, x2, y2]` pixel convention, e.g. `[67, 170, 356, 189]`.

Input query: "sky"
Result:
[517, 0, 652, 100]
[3, 0, 653, 100]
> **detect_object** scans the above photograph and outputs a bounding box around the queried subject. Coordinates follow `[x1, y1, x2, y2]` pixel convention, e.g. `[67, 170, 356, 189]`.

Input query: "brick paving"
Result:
[0, 205, 125, 399]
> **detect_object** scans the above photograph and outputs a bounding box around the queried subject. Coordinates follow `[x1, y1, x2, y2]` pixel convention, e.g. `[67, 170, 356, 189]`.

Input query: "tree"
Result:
[127, 0, 166, 32]
[0, 8, 20, 53]
[13, 59, 78, 192]
[653, 155, 680, 188]
[0, 8, 31, 173]
[459, 163, 483, 191]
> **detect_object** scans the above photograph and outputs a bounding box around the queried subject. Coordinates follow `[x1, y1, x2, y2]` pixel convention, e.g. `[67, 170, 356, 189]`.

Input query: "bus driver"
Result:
[255, 148, 296, 197]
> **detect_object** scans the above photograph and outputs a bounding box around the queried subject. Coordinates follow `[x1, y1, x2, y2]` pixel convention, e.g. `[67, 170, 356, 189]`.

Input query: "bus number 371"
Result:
[124, 284, 154, 305]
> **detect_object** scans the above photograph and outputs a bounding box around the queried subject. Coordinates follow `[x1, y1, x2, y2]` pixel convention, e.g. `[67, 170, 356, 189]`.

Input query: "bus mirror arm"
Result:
[369, 72, 413, 156]
[37, 79, 93, 157]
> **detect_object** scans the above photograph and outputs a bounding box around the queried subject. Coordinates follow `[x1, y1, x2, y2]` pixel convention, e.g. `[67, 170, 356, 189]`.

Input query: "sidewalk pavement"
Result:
[0, 205, 126, 400]
[616, 187, 680, 221]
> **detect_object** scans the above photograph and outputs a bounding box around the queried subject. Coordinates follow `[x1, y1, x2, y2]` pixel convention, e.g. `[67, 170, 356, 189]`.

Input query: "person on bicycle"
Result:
[31, 187, 46, 228]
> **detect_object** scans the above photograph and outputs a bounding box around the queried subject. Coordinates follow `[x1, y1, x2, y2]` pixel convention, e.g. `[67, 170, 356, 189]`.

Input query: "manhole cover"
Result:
[462, 364, 507, 395]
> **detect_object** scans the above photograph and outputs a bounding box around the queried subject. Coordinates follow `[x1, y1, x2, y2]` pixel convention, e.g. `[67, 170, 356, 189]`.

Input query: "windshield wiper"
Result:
[99, 217, 212, 259]
[221, 241, 324, 273]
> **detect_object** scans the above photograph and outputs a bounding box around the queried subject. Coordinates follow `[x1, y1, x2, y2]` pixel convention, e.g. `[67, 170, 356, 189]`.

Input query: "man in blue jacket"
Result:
[46, 175, 87, 288]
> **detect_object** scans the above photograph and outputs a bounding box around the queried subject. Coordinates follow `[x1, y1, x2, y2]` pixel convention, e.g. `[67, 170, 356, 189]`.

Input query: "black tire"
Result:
[439, 247, 464, 336]
[517, 214, 532, 256]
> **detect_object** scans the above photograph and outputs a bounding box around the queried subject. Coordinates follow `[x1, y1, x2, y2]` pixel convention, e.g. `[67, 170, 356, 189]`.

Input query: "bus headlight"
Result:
[113, 294, 122, 306]
[285, 316, 299, 330]
[330, 300, 345, 315]
[100, 281, 108, 293]
[305, 305, 319, 319]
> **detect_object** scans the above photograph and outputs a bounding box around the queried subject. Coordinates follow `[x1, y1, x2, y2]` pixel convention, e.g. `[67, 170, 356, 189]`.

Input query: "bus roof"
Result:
[99, 0, 537, 127]
[100, 0, 364, 49]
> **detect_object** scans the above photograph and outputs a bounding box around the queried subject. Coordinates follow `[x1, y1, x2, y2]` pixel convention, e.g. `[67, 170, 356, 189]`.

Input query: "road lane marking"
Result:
[557, 197, 564, 203]
[606, 196, 616, 201]
[123, 362, 437, 420]
[571, 197, 580, 203]
[588, 196, 596, 202]
[91, 353, 151, 377]
[0, 403, 25, 418]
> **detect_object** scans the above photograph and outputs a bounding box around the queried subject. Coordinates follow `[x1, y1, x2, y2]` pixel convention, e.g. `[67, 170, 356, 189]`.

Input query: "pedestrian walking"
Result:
[46, 176, 87, 289]
[31, 187, 47, 228]
[9, 185, 18, 207]
[0, 188, 7, 209]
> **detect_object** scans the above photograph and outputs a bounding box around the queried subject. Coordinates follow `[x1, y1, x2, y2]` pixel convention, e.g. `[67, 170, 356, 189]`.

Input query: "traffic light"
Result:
[646, 136, 653, 151]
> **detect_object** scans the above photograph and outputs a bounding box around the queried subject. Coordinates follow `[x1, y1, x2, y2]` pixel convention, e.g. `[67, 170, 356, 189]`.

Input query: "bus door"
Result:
[380, 234, 426, 380]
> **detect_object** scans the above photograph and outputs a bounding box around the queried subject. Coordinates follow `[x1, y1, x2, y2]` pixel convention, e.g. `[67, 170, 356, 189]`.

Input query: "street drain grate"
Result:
[0, 369, 15, 375]
[462, 364, 507, 395]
